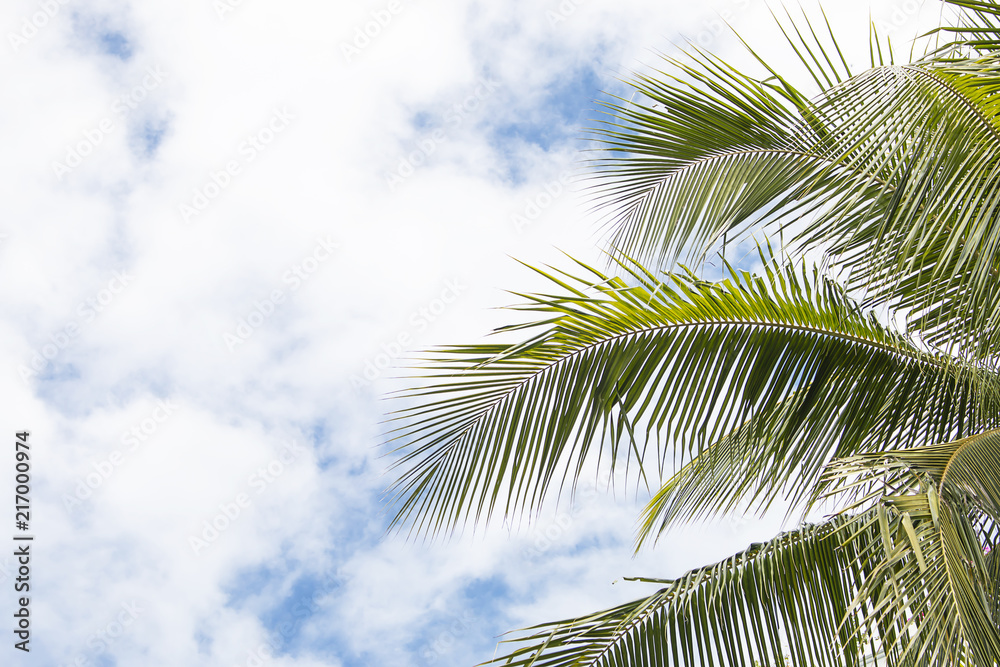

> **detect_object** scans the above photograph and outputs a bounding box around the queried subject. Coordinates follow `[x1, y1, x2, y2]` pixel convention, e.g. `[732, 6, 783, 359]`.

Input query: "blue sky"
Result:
[0, 0, 948, 665]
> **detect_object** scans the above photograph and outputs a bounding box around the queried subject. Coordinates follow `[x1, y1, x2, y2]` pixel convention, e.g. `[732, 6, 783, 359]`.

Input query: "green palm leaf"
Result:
[589, 22, 1000, 359]
[483, 513, 888, 667]
[932, 1, 1000, 57]
[823, 430, 1000, 663]
[385, 252, 999, 539]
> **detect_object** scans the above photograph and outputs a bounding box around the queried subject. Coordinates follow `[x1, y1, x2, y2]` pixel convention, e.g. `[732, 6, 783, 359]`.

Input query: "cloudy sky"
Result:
[0, 0, 949, 665]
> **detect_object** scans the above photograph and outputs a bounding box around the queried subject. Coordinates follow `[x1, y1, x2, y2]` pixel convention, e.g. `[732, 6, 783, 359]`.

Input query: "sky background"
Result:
[0, 0, 950, 665]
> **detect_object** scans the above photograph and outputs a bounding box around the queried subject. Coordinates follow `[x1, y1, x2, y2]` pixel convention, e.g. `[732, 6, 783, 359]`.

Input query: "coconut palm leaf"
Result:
[385, 252, 1000, 539]
[588, 16, 1000, 360]
[636, 355, 1000, 549]
[482, 512, 894, 667]
[823, 429, 1000, 517]
[633, 395, 804, 548]
[821, 430, 1000, 664]
[932, 0, 1000, 57]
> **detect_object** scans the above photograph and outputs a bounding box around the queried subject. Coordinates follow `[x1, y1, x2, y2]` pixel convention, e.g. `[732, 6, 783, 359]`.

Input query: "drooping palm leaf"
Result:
[483, 512, 891, 667]
[634, 394, 804, 548]
[823, 429, 1000, 517]
[385, 253, 1000, 539]
[822, 431, 1000, 663]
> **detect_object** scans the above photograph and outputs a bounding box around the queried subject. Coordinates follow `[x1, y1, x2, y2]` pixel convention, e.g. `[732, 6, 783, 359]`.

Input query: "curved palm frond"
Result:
[590, 22, 1000, 359]
[636, 353, 1000, 549]
[806, 61, 1000, 359]
[822, 431, 1000, 663]
[823, 429, 1000, 516]
[385, 252, 1000, 539]
[587, 48, 845, 271]
[483, 513, 891, 667]
[634, 394, 804, 549]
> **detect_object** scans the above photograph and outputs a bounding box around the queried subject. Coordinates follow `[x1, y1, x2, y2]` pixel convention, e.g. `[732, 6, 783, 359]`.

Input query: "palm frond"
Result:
[589, 31, 1000, 360]
[931, 1, 1000, 58]
[823, 431, 1000, 663]
[483, 513, 887, 667]
[385, 252, 1000, 539]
